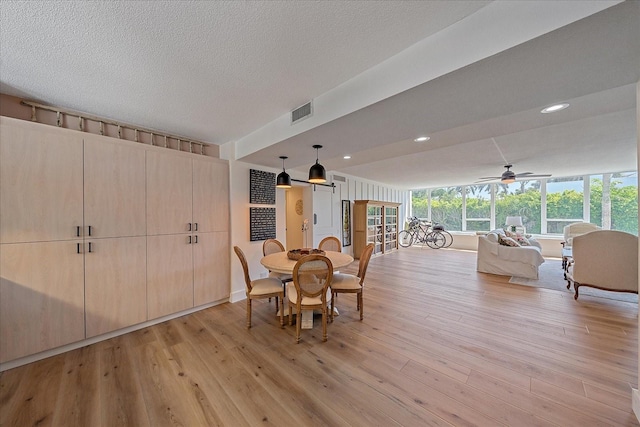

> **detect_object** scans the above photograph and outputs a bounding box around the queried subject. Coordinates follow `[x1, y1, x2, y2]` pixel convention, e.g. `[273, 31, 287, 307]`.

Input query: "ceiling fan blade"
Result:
[475, 177, 500, 183]
[515, 173, 552, 178]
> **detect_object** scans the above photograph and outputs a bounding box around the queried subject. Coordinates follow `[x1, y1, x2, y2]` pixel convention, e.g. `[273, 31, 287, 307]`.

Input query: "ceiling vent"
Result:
[291, 101, 313, 124]
[332, 174, 346, 182]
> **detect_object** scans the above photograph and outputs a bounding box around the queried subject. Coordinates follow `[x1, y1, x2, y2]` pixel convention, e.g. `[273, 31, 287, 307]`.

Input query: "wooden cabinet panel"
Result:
[193, 232, 229, 306]
[146, 151, 193, 235]
[0, 118, 83, 243]
[84, 136, 146, 238]
[147, 234, 193, 319]
[85, 237, 147, 338]
[193, 159, 229, 233]
[0, 241, 85, 363]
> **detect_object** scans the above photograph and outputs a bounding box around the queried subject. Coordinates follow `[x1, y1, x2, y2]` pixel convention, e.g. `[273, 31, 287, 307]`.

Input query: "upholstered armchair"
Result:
[565, 230, 638, 300]
[562, 222, 600, 247]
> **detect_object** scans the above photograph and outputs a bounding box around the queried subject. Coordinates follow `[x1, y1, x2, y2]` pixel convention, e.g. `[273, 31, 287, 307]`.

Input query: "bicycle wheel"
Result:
[398, 230, 414, 247]
[440, 230, 454, 248]
[425, 231, 446, 249]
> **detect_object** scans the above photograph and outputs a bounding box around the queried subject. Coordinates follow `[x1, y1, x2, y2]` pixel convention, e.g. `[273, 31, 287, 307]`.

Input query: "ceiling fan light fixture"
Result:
[541, 103, 569, 114]
[308, 144, 326, 183]
[276, 156, 292, 188]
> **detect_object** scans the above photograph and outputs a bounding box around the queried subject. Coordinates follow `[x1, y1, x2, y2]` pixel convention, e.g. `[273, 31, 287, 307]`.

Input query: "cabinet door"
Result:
[193, 159, 229, 233]
[193, 232, 229, 306]
[85, 236, 147, 338]
[0, 241, 85, 363]
[84, 136, 146, 238]
[146, 151, 193, 235]
[147, 234, 193, 319]
[0, 118, 83, 243]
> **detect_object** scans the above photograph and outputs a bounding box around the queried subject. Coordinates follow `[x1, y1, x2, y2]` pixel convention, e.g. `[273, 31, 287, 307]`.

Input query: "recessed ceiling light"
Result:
[343, 155, 351, 159]
[414, 136, 430, 142]
[541, 103, 569, 114]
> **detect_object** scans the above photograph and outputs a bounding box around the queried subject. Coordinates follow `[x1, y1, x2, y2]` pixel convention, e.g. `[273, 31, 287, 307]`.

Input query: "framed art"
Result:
[342, 200, 351, 247]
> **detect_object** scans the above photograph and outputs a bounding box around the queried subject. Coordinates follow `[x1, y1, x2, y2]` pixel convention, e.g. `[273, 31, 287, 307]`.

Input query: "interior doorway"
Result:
[285, 186, 304, 250]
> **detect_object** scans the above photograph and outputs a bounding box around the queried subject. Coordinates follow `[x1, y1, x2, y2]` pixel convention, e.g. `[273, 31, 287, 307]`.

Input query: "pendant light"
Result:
[308, 144, 326, 183]
[276, 156, 292, 188]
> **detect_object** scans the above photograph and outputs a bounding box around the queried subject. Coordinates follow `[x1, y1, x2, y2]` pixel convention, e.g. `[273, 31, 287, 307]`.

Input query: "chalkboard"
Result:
[250, 169, 276, 204]
[249, 207, 276, 241]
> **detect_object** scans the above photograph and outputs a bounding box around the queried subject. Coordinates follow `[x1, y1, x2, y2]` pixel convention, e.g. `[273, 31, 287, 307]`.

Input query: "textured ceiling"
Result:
[1, 1, 638, 189]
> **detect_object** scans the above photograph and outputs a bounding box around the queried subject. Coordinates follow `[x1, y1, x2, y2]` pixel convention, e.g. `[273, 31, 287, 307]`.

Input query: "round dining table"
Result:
[260, 250, 354, 329]
[260, 250, 354, 275]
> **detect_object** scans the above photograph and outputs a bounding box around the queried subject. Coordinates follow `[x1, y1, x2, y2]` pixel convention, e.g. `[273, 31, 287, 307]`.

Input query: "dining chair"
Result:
[318, 236, 341, 252]
[234, 246, 284, 328]
[288, 254, 333, 343]
[330, 243, 374, 322]
[262, 238, 294, 284]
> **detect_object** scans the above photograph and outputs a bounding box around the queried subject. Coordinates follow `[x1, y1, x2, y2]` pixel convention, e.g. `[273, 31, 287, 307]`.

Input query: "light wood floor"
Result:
[1, 247, 638, 426]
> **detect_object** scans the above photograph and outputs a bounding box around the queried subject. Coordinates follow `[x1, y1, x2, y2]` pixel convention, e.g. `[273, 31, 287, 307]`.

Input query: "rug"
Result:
[509, 259, 638, 304]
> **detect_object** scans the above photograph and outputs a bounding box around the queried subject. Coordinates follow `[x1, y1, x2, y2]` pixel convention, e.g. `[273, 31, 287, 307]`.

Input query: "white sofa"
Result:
[477, 229, 545, 279]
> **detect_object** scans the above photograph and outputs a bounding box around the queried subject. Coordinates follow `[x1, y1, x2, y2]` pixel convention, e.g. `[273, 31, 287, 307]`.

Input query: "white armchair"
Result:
[563, 222, 600, 247]
[565, 230, 638, 300]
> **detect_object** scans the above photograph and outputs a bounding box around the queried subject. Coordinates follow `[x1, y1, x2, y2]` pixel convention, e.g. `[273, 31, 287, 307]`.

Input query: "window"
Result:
[546, 176, 584, 234]
[431, 187, 462, 231]
[410, 171, 638, 236]
[495, 180, 542, 234]
[591, 172, 638, 234]
[465, 185, 491, 231]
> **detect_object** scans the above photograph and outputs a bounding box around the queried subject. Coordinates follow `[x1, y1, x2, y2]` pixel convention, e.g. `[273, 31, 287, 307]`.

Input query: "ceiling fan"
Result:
[476, 138, 552, 183]
[476, 164, 551, 183]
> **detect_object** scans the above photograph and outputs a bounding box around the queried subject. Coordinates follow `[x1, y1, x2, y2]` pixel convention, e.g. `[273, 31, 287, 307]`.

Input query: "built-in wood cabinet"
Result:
[0, 116, 230, 366]
[0, 240, 85, 362]
[353, 200, 401, 259]
[84, 236, 147, 338]
[84, 135, 146, 238]
[147, 234, 194, 319]
[146, 151, 230, 314]
[0, 122, 83, 244]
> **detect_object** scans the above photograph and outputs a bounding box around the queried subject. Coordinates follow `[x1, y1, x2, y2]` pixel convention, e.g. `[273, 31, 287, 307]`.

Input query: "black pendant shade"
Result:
[308, 144, 327, 183]
[276, 156, 292, 188]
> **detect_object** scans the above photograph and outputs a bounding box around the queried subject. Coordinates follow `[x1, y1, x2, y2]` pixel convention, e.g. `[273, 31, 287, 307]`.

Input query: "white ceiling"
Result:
[1, 1, 638, 189]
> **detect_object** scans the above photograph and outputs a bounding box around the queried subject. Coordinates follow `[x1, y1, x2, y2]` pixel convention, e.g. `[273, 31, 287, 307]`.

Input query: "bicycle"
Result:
[399, 217, 452, 249]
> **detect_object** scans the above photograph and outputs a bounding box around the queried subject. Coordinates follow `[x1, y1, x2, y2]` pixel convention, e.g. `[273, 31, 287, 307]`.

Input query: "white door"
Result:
[312, 185, 339, 248]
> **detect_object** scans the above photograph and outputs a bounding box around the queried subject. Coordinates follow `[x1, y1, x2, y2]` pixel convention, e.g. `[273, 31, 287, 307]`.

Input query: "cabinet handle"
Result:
[188, 222, 192, 232]
[76, 226, 81, 237]
[88, 225, 92, 236]
[188, 235, 192, 244]
[77, 243, 81, 254]
[194, 235, 198, 244]
[88, 242, 93, 253]
[194, 223, 198, 231]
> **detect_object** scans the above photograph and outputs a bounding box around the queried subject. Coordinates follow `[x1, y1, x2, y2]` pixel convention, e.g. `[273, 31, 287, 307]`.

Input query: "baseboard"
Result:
[0, 299, 225, 372]
[633, 388, 640, 422]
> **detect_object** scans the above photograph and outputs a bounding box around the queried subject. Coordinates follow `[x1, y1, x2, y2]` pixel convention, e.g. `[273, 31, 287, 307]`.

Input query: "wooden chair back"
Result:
[233, 246, 253, 292]
[357, 243, 375, 283]
[263, 238, 285, 256]
[318, 236, 341, 252]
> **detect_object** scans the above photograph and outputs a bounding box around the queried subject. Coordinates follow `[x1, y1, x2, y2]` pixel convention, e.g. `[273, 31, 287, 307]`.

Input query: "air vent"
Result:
[291, 101, 312, 124]
[332, 174, 346, 182]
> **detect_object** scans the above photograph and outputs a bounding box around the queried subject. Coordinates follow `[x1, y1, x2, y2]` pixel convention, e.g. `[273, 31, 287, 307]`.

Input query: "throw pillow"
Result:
[498, 234, 521, 247]
[516, 235, 531, 246]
